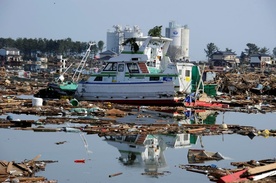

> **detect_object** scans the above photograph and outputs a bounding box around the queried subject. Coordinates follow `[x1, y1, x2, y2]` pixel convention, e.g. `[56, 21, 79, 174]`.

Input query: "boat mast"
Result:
[72, 42, 95, 82]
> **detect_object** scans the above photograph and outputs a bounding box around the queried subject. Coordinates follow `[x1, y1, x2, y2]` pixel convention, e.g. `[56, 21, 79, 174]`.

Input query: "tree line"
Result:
[204, 42, 276, 63]
[0, 37, 104, 60]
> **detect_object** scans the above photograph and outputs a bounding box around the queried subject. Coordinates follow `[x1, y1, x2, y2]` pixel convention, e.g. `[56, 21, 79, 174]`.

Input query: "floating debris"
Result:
[108, 172, 123, 178]
[0, 155, 57, 183]
[55, 141, 67, 145]
[179, 158, 276, 182]
[74, 159, 85, 163]
[187, 149, 224, 164]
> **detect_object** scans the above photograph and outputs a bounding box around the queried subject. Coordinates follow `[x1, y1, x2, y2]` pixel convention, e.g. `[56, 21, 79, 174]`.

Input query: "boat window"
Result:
[150, 76, 159, 81]
[127, 63, 139, 73]
[147, 61, 156, 67]
[185, 70, 190, 77]
[103, 63, 117, 71]
[184, 134, 189, 141]
[118, 64, 124, 72]
[94, 76, 102, 81]
[125, 135, 137, 142]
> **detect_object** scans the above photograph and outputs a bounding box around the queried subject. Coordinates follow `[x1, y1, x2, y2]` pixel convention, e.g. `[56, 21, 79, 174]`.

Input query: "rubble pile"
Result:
[0, 155, 57, 183]
[0, 69, 276, 182]
[179, 158, 276, 182]
[215, 72, 276, 96]
[0, 95, 276, 138]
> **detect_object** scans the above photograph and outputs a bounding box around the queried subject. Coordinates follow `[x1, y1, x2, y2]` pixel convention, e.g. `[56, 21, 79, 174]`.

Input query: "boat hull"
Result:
[34, 82, 77, 99]
[75, 81, 180, 106]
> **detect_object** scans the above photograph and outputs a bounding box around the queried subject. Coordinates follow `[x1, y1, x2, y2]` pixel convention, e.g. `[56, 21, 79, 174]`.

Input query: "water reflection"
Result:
[102, 109, 220, 175]
[103, 133, 192, 175]
[2, 107, 275, 183]
[117, 108, 219, 127]
[180, 109, 218, 125]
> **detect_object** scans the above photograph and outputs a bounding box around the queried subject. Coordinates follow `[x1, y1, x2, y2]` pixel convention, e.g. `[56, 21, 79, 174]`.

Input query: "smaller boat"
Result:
[187, 149, 224, 163]
[34, 43, 95, 99]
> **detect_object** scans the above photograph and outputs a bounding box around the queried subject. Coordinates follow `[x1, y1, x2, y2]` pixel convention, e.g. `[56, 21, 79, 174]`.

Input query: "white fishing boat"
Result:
[75, 36, 194, 106]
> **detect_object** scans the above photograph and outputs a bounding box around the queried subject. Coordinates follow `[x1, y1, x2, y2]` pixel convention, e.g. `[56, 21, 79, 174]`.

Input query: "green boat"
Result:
[34, 43, 95, 99]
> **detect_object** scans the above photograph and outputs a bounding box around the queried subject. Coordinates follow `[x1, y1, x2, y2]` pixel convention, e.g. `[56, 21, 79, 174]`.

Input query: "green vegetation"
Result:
[122, 38, 139, 53]
[205, 42, 275, 63]
[148, 26, 163, 37]
[97, 40, 104, 53]
[0, 37, 104, 60]
[204, 43, 219, 60]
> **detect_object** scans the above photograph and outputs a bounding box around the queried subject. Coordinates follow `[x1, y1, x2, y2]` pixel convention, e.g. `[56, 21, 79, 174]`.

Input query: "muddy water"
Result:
[1, 112, 276, 183]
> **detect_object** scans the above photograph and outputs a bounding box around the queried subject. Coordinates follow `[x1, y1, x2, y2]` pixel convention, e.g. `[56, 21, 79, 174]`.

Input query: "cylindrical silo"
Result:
[181, 26, 190, 59]
[107, 31, 119, 53]
[170, 28, 182, 47]
[107, 25, 124, 54]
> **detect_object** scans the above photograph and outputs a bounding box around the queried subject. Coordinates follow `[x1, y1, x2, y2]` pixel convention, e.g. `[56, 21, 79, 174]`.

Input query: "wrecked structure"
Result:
[0, 155, 57, 183]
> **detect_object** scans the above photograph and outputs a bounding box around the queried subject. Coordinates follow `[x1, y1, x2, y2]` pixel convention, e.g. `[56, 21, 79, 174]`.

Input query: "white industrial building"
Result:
[106, 25, 143, 54]
[106, 22, 190, 61]
[165, 21, 190, 61]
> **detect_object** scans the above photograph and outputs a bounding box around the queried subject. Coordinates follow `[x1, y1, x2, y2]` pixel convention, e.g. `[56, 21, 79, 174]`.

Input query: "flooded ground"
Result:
[1, 111, 276, 183]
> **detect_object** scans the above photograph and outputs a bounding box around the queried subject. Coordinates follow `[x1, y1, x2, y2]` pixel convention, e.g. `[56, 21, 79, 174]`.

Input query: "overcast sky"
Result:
[1, 0, 275, 61]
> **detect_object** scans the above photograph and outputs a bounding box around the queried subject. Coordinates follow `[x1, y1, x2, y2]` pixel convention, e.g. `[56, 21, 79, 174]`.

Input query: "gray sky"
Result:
[1, 0, 275, 61]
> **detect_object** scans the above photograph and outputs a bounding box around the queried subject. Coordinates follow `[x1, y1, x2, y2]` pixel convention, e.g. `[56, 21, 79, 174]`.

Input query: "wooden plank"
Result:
[0, 166, 7, 175]
[251, 170, 276, 181]
[187, 127, 206, 134]
[247, 162, 276, 175]
[6, 161, 13, 173]
[18, 176, 45, 181]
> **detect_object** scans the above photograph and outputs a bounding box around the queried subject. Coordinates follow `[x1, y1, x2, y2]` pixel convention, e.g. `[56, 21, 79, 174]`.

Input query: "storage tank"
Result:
[107, 25, 124, 54]
[181, 25, 190, 59]
[107, 31, 120, 53]
[166, 21, 190, 60]
[170, 28, 182, 46]
[107, 25, 143, 54]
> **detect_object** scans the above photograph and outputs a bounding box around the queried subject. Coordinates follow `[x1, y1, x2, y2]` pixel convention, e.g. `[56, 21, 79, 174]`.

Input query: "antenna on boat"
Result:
[72, 42, 96, 82]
